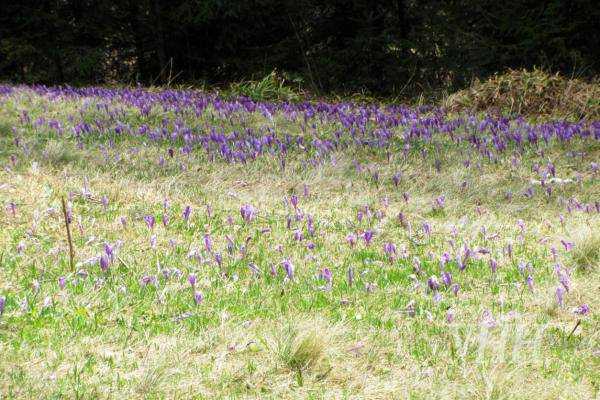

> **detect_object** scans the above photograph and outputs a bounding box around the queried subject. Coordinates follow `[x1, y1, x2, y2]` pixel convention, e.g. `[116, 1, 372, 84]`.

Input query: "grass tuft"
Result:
[571, 230, 600, 271]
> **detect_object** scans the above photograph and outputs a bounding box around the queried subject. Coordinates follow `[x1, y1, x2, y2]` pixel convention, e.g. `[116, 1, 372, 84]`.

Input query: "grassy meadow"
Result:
[0, 85, 599, 399]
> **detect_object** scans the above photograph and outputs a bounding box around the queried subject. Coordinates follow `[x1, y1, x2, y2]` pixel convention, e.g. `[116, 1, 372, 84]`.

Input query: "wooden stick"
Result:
[567, 319, 581, 340]
[61, 197, 75, 271]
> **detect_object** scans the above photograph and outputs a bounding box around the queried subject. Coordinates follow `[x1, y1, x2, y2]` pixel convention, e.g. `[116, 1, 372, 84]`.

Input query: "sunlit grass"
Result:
[0, 87, 598, 399]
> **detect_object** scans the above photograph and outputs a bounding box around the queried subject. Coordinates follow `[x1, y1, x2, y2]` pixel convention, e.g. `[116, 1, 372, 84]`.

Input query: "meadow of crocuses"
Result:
[0, 85, 598, 399]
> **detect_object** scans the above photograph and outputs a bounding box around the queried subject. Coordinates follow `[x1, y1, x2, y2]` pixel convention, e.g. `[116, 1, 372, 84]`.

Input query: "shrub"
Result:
[226, 70, 302, 102]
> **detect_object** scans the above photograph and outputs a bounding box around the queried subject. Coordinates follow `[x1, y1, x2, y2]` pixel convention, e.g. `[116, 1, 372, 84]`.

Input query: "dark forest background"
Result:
[1, 0, 598, 96]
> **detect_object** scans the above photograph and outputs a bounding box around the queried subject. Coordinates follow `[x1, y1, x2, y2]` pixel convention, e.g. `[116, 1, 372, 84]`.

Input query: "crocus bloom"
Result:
[383, 242, 397, 259]
[290, 195, 299, 209]
[555, 264, 571, 292]
[446, 309, 455, 323]
[293, 229, 304, 241]
[450, 283, 460, 296]
[188, 273, 197, 287]
[573, 304, 590, 315]
[248, 263, 260, 275]
[555, 286, 565, 307]
[427, 275, 440, 291]
[203, 233, 212, 253]
[194, 291, 203, 305]
[42, 296, 53, 309]
[526, 275, 534, 292]
[162, 214, 169, 227]
[481, 310, 497, 328]
[0, 296, 6, 315]
[363, 230, 374, 246]
[441, 271, 452, 286]
[140, 275, 158, 287]
[406, 301, 415, 317]
[101, 195, 109, 210]
[183, 206, 192, 222]
[346, 233, 357, 247]
[282, 259, 294, 280]
[58, 276, 66, 290]
[307, 215, 315, 236]
[422, 222, 431, 236]
[144, 215, 155, 229]
[412, 257, 422, 274]
[560, 240, 574, 252]
[434, 195, 445, 209]
[100, 255, 110, 272]
[489, 259, 498, 274]
[240, 204, 256, 222]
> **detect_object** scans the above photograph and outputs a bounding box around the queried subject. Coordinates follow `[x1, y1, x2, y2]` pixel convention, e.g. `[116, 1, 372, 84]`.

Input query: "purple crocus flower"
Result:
[144, 215, 155, 229]
[481, 310, 497, 329]
[441, 271, 452, 286]
[7, 202, 17, 217]
[406, 301, 416, 317]
[0, 296, 5, 315]
[526, 275, 534, 292]
[248, 263, 260, 275]
[104, 243, 114, 260]
[412, 257, 422, 274]
[346, 233, 357, 247]
[240, 204, 256, 222]
[383, 242, 397, 259]
[363, 230, 374, 246]
[450, 283, 460, 296]
[434, 195, 446, 210]
[422, 222, 432, 236]
[307, 215, 315, 236]
[446, 309, 455, 323]
[319, 268, 333, 288]
[560, 239, 574, 252]
[58, 276, 66, 290]
[183, 206, 192, 222]
[573, 304, 590, 315]
[101, 195, 109, 210]
[120, 216, 127, 228]
[214, 252, 223, 268]
[99, 254, 110, 272]
[489, 259, 498, 274]
[282, 259, 294, 280]
[188, 273, 197, 287]
[293, 229, 304, 241]
[290, 195, 299, 209]
[162, 214, 169, 227]
[427, 275, 440, 291]
[555, 286, 565, 307]
[203, 233, 212, 253]
[140, 275, 158, 287]
[194, 291, 204, 305]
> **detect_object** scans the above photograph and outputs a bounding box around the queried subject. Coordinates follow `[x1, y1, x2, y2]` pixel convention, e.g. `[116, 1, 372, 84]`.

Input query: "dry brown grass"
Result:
[444, 68, 600, 120]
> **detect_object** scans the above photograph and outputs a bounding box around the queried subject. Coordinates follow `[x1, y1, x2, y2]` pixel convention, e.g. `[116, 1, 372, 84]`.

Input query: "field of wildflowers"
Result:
[0, 85, 598, 398]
